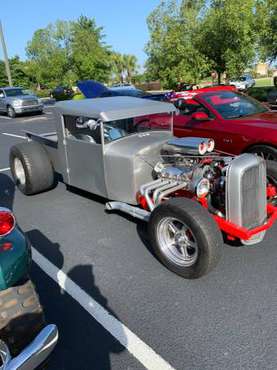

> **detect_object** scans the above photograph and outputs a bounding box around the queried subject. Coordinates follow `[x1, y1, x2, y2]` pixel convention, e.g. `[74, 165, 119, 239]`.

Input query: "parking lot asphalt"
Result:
[1, 107, 277, 370]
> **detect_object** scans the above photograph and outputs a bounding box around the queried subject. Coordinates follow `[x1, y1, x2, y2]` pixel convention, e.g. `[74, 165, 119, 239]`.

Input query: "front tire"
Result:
[7, 105, 16, 118]
[10, 141, 55, 195]
[0, 279, 45, 356]
[247, 145, 277, 161]
[148, 198, 223, 279]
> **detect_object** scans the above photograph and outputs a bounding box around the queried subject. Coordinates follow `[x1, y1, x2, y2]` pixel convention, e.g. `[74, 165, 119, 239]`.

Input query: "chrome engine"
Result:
[140, 137, 267, 244]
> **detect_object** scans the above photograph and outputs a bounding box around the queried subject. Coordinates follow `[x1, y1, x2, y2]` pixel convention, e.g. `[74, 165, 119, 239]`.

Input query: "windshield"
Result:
[202, 91, 267, 119]
[239, 76, 247, 81]
[103, 112, 172, 143]
[5, 88, 27, 97]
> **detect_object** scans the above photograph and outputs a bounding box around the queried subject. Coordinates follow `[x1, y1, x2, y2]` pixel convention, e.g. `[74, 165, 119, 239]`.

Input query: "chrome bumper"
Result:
[0, 324, 58, 370]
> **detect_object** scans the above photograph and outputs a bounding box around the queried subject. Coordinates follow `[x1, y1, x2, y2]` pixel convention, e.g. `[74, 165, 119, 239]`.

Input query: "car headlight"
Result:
[12, 100, 22, 107]
[196, 178, 210, 198]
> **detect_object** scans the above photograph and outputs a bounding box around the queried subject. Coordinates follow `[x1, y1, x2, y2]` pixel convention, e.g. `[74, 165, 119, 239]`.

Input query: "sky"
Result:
[1, 0, 161, 67]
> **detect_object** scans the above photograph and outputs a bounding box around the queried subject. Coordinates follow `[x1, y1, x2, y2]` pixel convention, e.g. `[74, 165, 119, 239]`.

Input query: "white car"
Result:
[230, 75, 255, 91]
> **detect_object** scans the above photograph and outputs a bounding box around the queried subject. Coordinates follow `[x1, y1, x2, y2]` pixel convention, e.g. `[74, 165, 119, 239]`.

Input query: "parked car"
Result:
[77, 80, 167, 101]
[8, 97, 277, 279]
[0, 207, 58, 368]
[0, 87, 43, 118]
[171, 89, 277, 163]
[50, 86, 74, 101]
[165, 84, 236, 102]
[229, 75, 255, 91]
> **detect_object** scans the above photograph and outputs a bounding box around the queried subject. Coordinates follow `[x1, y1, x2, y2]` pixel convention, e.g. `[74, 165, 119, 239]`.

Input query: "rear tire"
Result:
[7, 105, 16, 118]
[10, 141, 55, 195]
[148, 198, 223, 279]
[0, 279, 45, 356]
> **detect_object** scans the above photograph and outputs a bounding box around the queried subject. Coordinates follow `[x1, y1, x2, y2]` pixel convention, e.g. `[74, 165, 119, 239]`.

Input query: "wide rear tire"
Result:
[148, 198, 223, 279]
[10, 141, 55, 195]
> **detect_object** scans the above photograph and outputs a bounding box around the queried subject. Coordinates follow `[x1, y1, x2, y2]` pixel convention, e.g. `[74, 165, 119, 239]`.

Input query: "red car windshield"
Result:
[202, 91, 267, 119]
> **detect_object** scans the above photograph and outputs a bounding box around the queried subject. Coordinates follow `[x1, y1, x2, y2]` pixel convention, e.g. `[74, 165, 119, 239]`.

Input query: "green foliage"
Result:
[196, 0, 257, 82]
[145, 0, 210, 88]
[248, 86, 275, 101]
[24, 16, 129, 89]
[111, 53, 139, 83]
[256, 0, 277, 62]
[145, 0, 265, 86]
[70, 16, 111, 82]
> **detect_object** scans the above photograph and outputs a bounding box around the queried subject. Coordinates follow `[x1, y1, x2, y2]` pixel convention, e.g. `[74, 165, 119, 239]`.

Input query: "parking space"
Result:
[1, 111, 277, 370]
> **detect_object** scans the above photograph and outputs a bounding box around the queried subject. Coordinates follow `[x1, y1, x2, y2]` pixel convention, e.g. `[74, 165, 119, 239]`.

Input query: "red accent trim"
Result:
[267, 184, 277, 198]
[213, 204, 277, 240]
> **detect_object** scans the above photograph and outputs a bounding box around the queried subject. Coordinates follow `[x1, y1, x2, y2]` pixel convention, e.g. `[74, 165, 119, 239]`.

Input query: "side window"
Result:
[0, 89, 4, 98]
[176, 99, 212, 117]
[63, 115, 102, 144]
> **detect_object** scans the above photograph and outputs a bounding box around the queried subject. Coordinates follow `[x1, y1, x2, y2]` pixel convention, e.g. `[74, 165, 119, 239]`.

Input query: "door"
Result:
[0, 90, 5, 112]
[63, 115, 107, 197]
[173, 99, 240, 154]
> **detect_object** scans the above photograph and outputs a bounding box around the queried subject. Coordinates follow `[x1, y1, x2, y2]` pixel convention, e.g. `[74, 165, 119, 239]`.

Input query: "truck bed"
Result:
[25, 131, 58, 147]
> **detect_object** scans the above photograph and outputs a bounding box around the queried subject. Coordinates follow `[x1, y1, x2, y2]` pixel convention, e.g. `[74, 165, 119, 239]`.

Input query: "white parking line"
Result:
[32, 248, 175, 370]
[0, 167, 10, 172]
[23, 116, 48, 122]
[2, 133, 27, 139]
[0, 116, 12, 120]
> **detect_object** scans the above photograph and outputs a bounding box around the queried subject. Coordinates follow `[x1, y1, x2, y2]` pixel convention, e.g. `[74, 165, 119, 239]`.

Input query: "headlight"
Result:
[196, 178, 210, 198]
[12, 100, 22, 107]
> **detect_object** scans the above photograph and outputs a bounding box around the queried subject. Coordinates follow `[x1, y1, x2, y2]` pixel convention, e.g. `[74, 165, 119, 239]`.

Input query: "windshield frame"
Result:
[102, 112, 173, 145]
[200, 91, 268, 120]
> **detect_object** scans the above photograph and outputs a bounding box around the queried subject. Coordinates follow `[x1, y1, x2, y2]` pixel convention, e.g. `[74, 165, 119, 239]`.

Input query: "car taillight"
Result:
[0, 210, 15, 236]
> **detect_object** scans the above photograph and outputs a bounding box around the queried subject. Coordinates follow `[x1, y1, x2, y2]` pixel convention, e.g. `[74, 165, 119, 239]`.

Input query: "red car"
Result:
[172, 90, 277, 161]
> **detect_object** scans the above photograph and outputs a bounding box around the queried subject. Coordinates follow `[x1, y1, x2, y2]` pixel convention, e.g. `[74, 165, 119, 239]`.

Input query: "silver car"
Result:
[0, 87, 43, 118]
[229, 75, 255, 91]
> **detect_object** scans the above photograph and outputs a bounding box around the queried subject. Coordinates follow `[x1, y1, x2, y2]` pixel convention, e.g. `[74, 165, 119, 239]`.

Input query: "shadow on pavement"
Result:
[0, 173, 15, 210]
[27, 229, 126, 370]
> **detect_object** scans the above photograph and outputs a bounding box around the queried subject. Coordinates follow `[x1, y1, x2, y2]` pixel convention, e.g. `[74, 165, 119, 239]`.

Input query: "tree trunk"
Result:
[217, 71, 221, 84]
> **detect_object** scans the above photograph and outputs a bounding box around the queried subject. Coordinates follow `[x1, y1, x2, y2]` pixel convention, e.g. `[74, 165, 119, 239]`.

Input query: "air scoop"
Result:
[162, 137, 215, 156]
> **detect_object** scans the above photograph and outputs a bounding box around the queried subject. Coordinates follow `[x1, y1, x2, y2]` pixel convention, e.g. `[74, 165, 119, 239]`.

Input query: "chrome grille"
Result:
[241, 165, 266, 228]
[21, 100, 38, 106]
[226, 154, 267, 229]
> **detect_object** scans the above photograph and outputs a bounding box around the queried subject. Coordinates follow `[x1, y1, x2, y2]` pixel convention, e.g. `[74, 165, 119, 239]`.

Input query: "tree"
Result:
[26, 21, 71, 88]
[111, 53, 139, 83]
[70, 16, 112, 82]
[256, 0, 277, 62]
[196, 0, 257, 83]
[25, 16, 113, 88]
[145, 0, 209, 88]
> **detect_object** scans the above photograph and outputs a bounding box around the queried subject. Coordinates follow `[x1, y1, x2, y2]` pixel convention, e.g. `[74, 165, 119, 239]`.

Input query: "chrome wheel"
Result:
[14, 158, 26, 185]
[157, 217, 198, 267]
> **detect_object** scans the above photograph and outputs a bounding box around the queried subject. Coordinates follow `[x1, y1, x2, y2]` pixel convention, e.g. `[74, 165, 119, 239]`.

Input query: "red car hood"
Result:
[236, 112, 277, 129]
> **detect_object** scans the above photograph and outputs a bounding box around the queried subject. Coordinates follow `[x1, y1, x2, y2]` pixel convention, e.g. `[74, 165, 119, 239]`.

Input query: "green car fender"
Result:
[0, 226, 31, 290]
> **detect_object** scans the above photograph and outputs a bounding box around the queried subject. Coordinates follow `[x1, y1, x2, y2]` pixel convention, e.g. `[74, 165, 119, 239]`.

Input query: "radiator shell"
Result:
[225, 154, 267, 242]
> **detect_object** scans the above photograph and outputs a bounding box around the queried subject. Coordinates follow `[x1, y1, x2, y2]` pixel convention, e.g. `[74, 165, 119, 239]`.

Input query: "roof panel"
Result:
[56, 96, 176, 122]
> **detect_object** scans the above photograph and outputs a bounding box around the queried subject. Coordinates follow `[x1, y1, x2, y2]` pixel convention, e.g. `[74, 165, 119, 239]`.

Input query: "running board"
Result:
[105, 202, 150, 221]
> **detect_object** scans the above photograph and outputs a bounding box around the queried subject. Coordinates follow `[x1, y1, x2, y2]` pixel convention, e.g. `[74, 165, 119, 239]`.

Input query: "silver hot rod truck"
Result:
[9, 97, 277, 279]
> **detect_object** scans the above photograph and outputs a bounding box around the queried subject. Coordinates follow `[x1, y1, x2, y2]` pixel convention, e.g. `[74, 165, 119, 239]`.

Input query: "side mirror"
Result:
[191, 111, 210, 121]
[0, 93, 4, 98]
